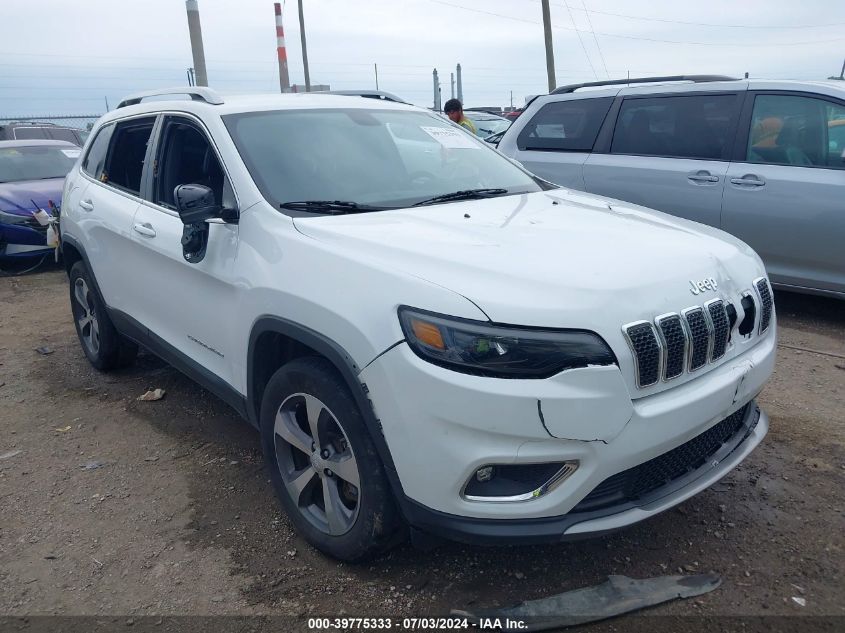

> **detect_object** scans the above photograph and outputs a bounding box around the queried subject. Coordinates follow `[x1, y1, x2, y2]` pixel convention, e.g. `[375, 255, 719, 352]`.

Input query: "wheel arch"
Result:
[247, 315, 407, 502]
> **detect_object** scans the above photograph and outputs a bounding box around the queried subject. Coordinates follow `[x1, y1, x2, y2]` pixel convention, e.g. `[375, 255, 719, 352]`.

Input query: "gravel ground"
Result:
[0, 268, 843, 631]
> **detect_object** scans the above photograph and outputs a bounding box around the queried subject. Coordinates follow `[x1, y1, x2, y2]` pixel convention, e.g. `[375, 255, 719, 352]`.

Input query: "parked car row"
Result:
[496, 76, 845, 299]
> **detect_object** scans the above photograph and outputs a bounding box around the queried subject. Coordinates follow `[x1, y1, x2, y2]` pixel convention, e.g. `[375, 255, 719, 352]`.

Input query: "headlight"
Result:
[398, 307, 617, 379]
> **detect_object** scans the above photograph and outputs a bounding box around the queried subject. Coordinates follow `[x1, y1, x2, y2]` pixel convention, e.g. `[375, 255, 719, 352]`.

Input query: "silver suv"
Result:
[498, 76, 845, 299]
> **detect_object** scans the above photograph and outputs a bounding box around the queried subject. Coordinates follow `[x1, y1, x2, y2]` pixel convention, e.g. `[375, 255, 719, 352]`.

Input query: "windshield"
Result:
[223, 108, 543, 212]
[466, 114, 511, 138]
[0, 145, 79, 183]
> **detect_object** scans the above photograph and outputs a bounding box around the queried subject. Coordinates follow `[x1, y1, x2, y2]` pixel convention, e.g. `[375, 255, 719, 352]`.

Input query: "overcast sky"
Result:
[1, 0, 844, 117]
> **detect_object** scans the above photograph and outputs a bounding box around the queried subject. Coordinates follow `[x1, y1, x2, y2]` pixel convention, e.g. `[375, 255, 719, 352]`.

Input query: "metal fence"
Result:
[0, 114, 103, 133]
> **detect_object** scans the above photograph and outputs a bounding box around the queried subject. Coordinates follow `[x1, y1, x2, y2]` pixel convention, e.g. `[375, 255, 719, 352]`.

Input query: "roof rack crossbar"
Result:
[116, 86, 224, 109]
[551, 75, 738, 95]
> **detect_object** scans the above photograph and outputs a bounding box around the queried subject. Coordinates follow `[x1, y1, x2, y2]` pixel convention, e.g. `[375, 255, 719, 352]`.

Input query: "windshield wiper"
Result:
[279, 200, 393, 215]
[412, 188, 509, 207]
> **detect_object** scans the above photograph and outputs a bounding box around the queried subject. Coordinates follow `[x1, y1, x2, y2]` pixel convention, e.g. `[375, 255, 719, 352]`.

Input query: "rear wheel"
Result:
[260, 356, 401, 561]
[69, 261, 138, 370]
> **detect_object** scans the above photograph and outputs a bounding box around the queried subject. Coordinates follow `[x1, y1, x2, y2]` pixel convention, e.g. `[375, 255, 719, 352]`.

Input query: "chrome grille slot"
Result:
[705, 299, 730, 361]
[623, 321, 661, 388]
[682, 307, 711, 372]
[754, 277, 773, 333]
[655, 314, 687, 381]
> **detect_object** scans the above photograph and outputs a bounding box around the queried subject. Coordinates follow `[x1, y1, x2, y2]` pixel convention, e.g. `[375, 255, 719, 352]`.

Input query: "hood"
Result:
[0, 178, 64, 215]
[293, 189, 770, 397]
[294, 189, 764, 324]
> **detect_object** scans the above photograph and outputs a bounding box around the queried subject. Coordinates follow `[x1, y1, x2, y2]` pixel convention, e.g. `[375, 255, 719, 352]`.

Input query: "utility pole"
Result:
[298, 0, 311, 91]
[186, 68, 195, 86]
[540, 0, 556, 92]
[456, 63, 463, 102]
[510, 90, 513, 108]
[274, 3, 291, 92]
[450, 73, 455, 99]
[433, 68, 441, 111]
[830, 58, 845, 80]
[185, 1, 208, 87]
[374, 63, 379, 90]
[104, 96, 110, 111]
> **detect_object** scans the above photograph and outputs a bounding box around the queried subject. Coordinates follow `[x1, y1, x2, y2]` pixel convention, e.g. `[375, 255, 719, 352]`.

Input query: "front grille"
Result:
[572, 404, 753, 513]
[706, 300, 730, 361]
[683, 307, 710, 371]
[656, 314, 686, 380]
[755, 278, 773, 333]
[623, 322, 661, 387]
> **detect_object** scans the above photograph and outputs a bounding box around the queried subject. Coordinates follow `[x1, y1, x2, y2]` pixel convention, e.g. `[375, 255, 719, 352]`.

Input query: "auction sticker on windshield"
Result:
[61, 149, 81, 158]
[420, 126, 479, 149]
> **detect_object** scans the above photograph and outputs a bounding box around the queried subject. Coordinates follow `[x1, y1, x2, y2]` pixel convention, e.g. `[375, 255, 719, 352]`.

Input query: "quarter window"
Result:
[102, 117, 156, 195]
[81, 123, 114, 179]
[611, 94, 739, 160]
[517, 97, 613, 151]
[747, 94, 845, 169]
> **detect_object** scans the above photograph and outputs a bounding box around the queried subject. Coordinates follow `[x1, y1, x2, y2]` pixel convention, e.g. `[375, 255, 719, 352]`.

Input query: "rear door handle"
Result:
[687, 171, 719, 183]
[79, 199, 94, 211]
[730, 175, 766, 187]
[133, 222, 156, 238]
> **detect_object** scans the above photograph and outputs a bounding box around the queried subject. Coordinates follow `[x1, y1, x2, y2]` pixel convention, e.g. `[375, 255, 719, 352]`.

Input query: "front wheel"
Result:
[260, 357, 401, 561]
[69, 261, 138, 370]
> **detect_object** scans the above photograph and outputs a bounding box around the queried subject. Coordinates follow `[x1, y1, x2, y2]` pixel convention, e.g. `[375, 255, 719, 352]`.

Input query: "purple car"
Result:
[0, 140, 79, 270]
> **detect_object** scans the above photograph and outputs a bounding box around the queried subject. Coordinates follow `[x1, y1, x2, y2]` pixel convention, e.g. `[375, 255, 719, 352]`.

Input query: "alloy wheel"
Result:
[73, 277, 100, 356]
[274, 392, 361, 536]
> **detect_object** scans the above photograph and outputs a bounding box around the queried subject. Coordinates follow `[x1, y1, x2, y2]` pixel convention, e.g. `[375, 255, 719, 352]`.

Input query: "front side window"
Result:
[747, 94, 845, 169]
[102, 117, 156, 195]
[82, 123, 114, 179]
[0, 144, 78, 183]
[48, 128, 81, 145]
[153, 117, 230, 209]
[224, 108, 543, 211]
[612, 94, 739, 160]
[517, 97, 613, 152]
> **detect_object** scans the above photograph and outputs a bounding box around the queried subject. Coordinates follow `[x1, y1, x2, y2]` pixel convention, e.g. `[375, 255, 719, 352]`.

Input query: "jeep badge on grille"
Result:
[689, 277, 718, 295]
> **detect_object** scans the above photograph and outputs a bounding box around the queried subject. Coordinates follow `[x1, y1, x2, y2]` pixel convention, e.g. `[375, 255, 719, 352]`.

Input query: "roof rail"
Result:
[551, 75, 738, 95]
[116, 87, 225, 109]
[325, 89, 408, 104]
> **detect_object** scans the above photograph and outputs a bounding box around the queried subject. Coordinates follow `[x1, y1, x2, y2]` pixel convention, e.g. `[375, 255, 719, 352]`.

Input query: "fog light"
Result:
[476, 466, 495, 482]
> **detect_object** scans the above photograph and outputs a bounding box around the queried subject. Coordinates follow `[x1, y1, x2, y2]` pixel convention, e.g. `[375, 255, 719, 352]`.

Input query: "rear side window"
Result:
[747, 94, 845, 169]
[611, 94, 739, 160]
[13, 127, 48, 140]
[517, 97, 613, 151]
[82, 123, 115, 179]
[102, 117, 156, 195]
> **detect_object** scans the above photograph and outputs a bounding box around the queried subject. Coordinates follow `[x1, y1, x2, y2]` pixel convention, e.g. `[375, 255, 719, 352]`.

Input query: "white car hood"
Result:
[293, 189, 768, 395]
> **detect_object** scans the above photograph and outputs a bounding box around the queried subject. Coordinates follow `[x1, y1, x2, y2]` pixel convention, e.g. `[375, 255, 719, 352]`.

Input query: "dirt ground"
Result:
[1, 268, 843, 630]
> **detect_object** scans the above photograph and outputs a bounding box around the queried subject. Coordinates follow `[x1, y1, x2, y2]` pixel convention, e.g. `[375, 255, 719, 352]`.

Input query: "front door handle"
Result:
[730, 175, 766, 187]
[133, 222, 156, 238]
[687, 171, 719, 183]
[79, 199, 94, 211]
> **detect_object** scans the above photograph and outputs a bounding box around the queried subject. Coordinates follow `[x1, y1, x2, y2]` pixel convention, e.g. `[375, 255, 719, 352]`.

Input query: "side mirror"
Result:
[174, 184, 221, 225]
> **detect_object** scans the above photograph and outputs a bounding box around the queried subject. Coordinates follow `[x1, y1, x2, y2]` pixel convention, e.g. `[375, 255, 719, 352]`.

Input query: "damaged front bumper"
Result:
[359, 331, 774, 539]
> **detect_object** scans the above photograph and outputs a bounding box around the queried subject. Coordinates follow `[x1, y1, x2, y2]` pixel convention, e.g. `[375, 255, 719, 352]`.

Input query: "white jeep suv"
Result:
[61, 87, 776, 561]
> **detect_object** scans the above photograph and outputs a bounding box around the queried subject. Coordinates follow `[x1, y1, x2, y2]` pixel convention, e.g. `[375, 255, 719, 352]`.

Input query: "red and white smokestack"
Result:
[275, 2, 291, 93]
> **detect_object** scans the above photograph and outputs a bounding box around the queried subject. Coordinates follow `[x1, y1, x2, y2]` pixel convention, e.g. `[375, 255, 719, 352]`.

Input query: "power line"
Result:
[580, 0, 609, 78]
[547, 1, 845, 29]
[561, 0, 597, 79]
[427, 0, 845, 46]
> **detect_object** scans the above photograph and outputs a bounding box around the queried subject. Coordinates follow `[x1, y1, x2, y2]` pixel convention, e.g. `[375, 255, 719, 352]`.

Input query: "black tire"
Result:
[260, 356, 401, 562]
[69, 261, 138, 370]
